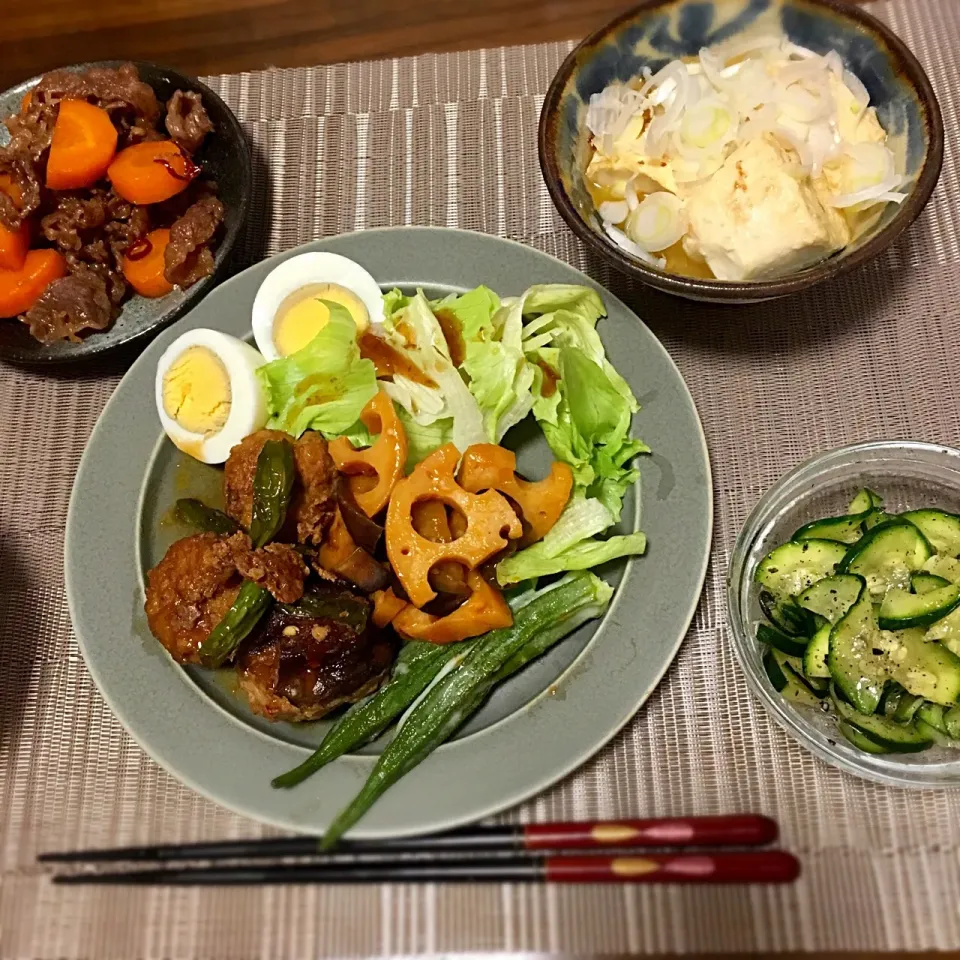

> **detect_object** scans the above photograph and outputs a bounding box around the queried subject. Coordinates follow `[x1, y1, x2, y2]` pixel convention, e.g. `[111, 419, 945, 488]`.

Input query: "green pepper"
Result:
[278, 588, 371, 634]
[321, 572, 613, 847]
[198, 580, 272, 668]
[174, 498, 241, 536]
[249, 438, 295, 548]
[196, 439, 295, 667]
[271, 640, 467, 789]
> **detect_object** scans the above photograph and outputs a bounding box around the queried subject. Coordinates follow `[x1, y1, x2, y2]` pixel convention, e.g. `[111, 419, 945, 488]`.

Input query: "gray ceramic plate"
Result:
[0, 61, 251, 365]
[65, 227, 712, 838]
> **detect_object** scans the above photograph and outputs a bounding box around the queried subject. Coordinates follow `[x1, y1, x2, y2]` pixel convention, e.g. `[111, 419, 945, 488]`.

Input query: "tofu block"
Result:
[684, 135, 851, 281]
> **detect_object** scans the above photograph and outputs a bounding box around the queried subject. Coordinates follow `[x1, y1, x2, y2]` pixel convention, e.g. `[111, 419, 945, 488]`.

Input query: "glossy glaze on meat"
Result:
[237, 582, 397, 722]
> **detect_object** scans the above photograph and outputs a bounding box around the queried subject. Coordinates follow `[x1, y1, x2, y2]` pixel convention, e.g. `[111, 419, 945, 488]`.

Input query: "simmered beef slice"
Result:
[165, 90, 213, 154]
[32, 63, 160, 128]
[20, 269, 114, 344]
[164, 194, 224, 287]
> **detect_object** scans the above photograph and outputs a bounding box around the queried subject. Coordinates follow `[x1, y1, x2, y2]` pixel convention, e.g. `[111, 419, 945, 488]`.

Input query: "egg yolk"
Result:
[162, 346, 232, 436]
[273, 283, 370, 356]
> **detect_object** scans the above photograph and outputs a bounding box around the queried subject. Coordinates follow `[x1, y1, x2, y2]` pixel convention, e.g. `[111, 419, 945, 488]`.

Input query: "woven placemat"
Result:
[2, 0, 960, 954]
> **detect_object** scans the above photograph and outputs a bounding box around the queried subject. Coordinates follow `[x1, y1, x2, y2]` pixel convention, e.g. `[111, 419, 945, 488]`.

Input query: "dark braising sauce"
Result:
[432, 308, 466, 368]
[358, 331, 436, 388]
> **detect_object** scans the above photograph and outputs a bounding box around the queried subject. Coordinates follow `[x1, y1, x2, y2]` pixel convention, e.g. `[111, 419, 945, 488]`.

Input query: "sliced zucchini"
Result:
[916, 700, 946, 733]
[757, 622, 808, 658]
[878, 681, 906, 718]
[848, 488, 883, 514]
[863, 511, 896, 531]
[803, 623, 831, 679]
[839, 720, 891, 753]
[759, 590, 817, 637]
[902, 509, 960, 557]
[763, 648, 821, 706]
[924, 607, 960, 656]
[763, 645, 790, 691]
[893, 692, 924, 725]
[755, 539, 848, 599]
[833, 696, 932, 752]
[827, 591, 885, 714]
[796, 574, 865, 624]
[792, 511, 871, 544]
[878, 583, 960, 630]
[914, 718, 956, 747]
[944, 705, 960, 740]
[921, 555, 960, 584]
[883, 628, 960, 705]
[911, 572, 951, 595]
[839, 520, 934, 595]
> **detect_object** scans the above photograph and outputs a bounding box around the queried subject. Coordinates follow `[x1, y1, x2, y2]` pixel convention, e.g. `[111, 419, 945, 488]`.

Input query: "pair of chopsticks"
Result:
[41, 815, 799, 886]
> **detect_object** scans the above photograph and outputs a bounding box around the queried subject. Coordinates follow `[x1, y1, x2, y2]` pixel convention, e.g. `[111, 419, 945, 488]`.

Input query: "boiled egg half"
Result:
[156, 329, 268, 464]
[251, 252, 384, 361]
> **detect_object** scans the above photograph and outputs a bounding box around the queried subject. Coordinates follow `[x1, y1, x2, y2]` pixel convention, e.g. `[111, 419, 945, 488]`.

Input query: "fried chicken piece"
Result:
[144, 532, 243, 663]
[223, 429, 338, 546]
[144, 532, 309, 661]
[235, 542, 308, 604]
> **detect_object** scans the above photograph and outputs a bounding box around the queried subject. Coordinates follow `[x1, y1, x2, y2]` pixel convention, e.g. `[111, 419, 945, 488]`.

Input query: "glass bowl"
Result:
[728, 440, 960, 788]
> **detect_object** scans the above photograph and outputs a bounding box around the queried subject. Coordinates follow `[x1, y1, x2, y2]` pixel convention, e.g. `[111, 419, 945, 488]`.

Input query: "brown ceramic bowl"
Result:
[539, 0, 944, 303]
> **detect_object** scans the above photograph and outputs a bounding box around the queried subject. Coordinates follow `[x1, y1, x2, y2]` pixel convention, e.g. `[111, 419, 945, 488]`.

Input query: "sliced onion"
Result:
[598, 200, 629, 224]
[603, 222, 666, 268]
[625, 192, 687, 252]
[842, 68, 870, 108]
[699, 46, 731, 91]
[826, 174, 903, 208]
[778, 81, 832, 123]
[840, 141, 896, 192]
[624, 177, 640, 211]
[637, 60, 687, 103]
[680, 97, 736, 148]
[825, 50, 844, 77]
[806, 121, 842, 174]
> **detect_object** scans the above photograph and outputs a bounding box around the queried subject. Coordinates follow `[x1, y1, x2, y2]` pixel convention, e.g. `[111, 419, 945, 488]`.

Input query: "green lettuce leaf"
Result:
[430, 285, 536, 443]
[520, 286, 648, 521]
[380, 290, 487, 452]
[496, 492, 645, 585]
[497, 530, 647, 585]
[256, 303, 378, 438]
[431, 285, 500, 341]
[395, 407, 453, 472]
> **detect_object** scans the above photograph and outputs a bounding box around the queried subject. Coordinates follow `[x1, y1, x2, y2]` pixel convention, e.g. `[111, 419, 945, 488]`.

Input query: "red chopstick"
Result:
[40, 815, 777, 863]
[52, 850, 799, 885]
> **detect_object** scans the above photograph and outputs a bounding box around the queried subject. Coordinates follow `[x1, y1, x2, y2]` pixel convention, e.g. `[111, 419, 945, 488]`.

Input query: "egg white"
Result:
[155, 329, 268, 464]
[251, 252, 385, 361]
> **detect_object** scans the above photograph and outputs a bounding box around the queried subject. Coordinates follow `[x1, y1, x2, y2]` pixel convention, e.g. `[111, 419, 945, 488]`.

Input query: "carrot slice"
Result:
[108, 140, 195, 205]
[0, 220, 30, 272]
[0, 173, 29, 271]
[46, 100, 119, 191]
[0, 249, 67, 318]
[122, 228, 174, 298]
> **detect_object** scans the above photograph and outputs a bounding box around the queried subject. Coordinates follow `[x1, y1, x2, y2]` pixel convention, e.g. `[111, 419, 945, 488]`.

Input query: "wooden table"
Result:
[2, 0, 874, 89]
[3, 1, 924, 958]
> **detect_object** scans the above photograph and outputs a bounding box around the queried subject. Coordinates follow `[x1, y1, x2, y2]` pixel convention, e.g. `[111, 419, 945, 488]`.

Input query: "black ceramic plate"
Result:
[0, 60, 251, 365]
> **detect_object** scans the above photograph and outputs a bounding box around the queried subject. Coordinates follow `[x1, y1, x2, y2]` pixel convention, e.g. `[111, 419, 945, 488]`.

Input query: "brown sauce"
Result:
[535, 359, 559, 398]
[358, 331, 436, 388]
[433, 308, 466, 367]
